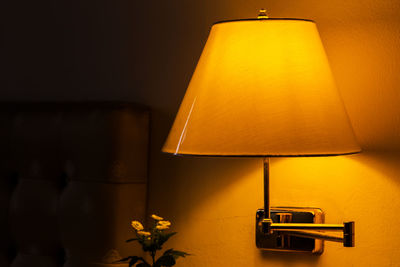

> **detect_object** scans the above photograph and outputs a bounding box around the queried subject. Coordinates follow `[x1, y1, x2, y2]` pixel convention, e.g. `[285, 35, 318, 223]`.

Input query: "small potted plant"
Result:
[118, 215, 189, 267]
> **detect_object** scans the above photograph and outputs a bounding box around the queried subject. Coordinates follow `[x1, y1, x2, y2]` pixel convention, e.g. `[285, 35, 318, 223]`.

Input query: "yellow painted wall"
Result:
[146, 1, 400, 266]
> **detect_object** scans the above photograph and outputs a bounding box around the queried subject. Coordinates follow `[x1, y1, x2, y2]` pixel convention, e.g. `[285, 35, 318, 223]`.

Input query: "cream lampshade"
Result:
[163, 18, 360, 156]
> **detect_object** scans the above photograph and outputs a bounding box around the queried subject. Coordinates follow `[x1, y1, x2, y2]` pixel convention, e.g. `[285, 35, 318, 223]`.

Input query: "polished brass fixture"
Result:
[256, 158, 355, 253]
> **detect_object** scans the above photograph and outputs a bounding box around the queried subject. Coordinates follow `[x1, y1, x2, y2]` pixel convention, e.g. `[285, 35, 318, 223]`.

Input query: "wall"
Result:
[2, 0, 400, 266]
[149, 1, 400, 266]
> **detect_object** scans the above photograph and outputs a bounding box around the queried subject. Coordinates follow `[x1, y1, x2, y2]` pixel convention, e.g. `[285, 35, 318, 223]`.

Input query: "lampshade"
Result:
[163, 18, 360, 156]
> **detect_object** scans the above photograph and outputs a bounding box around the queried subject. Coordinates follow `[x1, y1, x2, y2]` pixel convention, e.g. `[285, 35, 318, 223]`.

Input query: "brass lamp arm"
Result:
[276, 230, 344, 243]
[262, 221, 355, 247]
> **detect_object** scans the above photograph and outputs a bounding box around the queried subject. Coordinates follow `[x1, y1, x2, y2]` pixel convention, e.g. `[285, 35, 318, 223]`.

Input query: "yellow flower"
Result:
[158, 220, 171, 227]
[151, 214, 164, 221]
[131, 221, 144, 231]
[137, 231, 151, 237]
[156, 224, 169, 230]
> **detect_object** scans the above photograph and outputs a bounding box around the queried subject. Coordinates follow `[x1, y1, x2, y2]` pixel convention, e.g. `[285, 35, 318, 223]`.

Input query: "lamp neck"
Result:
[264, 157, 270, 219]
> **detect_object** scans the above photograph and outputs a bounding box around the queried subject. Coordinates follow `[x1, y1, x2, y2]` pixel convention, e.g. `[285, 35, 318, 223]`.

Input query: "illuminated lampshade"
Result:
[163, 18, 360, 156]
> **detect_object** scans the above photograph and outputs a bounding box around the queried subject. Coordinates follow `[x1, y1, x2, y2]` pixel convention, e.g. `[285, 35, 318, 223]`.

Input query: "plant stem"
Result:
[151, 251, 156, 266]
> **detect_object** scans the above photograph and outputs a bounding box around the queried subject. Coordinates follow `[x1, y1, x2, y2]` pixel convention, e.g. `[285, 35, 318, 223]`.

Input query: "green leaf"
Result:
[116, 256, 133, 262]
[141, 238, 157, 252]
[163, 249, 190, 259]
[170, 250, 190, 259]
[163, 249, 174, 255]
[128, 256, 140, 267]
[126, 238, 139, 243]
[157, 232, 177, 248]
[155, 255, 176, 267]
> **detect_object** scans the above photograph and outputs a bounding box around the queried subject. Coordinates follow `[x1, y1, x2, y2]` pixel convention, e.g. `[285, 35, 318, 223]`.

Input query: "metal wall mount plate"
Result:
[256, 207, 325, 254]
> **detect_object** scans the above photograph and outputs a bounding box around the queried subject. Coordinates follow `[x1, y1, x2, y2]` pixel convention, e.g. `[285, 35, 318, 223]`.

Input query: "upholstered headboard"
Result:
[0, 102, 149, 267]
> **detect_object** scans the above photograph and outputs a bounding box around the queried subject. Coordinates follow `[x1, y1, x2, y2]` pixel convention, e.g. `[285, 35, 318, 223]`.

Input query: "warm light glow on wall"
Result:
[171, 154, 400, 265]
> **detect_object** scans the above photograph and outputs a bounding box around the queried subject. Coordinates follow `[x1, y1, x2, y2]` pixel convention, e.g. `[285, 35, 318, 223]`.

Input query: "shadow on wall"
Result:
[358, 151, 400, 186]
[259, 250, 320, 266]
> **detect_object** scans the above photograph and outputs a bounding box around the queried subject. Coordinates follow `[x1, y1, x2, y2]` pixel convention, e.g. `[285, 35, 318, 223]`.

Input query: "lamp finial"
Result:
[258, 8, 269, 19]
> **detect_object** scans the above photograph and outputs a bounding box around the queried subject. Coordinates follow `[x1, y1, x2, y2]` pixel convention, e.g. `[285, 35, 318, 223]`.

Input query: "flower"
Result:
[121, 215, 189, 266]
[151, 214, 164, 221]
[131, 221, 144, 231]
[137, 231, 151, 237]
[158, 220, 171, 227]
[156, 224, 169, 230]
[156, 220, 171, 230]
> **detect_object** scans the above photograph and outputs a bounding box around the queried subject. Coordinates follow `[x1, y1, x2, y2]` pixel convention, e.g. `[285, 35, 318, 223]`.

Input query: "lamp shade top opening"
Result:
[163, 19, 361, 157]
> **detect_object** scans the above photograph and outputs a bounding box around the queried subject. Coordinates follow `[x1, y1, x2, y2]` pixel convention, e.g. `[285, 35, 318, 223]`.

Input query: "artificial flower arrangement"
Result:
[118, 215, 189, 267]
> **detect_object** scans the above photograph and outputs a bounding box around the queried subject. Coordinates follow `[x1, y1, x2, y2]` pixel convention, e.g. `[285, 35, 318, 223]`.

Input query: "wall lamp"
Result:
[163, 10, 360, 254]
